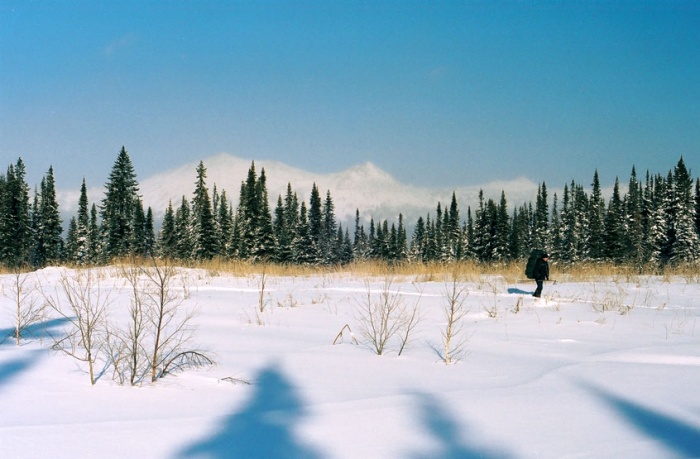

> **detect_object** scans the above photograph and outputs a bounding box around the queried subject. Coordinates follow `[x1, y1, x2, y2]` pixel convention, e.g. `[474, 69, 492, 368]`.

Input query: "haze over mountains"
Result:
[57, 153, 543, 228]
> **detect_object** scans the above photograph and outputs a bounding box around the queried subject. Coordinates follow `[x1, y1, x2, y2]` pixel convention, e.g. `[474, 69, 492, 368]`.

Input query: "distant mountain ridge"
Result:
[57, 153, 542, 228]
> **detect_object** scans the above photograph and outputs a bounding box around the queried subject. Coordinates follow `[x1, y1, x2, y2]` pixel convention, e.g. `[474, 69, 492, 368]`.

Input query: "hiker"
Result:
[533, 253, 549, 298]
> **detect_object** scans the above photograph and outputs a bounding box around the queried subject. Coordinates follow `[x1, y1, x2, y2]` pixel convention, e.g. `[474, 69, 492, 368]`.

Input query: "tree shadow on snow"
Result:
[0, 351, 41, 388]
[507, 288, 532, 295]
[176, 363, 321, 459]
[0, 317, 72, 346]
[410, 393, 512, 459]
[579, 381, 700, 458]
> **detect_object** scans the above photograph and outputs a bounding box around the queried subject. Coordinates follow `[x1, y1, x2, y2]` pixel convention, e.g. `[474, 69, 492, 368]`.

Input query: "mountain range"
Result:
[57, 153, 543, 228]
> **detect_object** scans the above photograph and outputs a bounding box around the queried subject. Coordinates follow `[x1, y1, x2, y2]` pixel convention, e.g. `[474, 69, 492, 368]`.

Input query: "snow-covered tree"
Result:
[100, 147, 140, 259]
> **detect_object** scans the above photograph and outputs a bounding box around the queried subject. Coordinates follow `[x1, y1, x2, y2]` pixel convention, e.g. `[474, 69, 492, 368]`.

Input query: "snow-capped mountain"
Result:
[58, 153, 542, 228]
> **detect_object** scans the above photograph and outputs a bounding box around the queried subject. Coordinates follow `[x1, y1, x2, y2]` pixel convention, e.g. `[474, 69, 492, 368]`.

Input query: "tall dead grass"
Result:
[2, 257, 698, 283]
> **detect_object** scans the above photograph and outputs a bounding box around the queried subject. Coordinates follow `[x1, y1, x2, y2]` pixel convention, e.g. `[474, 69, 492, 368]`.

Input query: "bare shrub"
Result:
[441, 274, 471, 364]
[108, 258, 211, 385]
[354, 278, 421, 356]
[138, 257, 208, 382]
[45, 268, 110, 385]
[3, 266, 47, 345]
[106, 262, 150, 385]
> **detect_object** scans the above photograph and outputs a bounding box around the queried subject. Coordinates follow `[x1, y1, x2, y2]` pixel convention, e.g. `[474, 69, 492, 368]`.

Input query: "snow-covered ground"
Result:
[1, 267, 699, 458]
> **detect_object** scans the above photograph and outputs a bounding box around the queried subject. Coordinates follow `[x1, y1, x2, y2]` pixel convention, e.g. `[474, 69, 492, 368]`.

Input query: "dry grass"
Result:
[2, 258, 698, 283]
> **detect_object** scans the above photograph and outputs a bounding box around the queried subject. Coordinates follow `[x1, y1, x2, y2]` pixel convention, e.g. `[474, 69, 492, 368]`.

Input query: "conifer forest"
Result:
[1, 146, 699, 270]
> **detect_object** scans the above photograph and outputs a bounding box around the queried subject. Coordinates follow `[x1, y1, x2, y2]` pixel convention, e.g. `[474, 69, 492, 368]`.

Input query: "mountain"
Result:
[57, 153, 542, 229]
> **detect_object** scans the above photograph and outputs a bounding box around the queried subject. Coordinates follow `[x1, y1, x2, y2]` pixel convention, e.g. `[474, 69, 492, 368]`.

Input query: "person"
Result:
[533, 253, 549, 298]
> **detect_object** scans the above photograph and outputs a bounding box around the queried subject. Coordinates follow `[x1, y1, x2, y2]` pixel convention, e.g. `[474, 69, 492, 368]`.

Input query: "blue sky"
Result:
[1, 0, 698, 193]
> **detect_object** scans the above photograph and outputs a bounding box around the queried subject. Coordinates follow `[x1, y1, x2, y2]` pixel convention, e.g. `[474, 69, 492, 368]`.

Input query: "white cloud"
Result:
[104, 33, 138, 57]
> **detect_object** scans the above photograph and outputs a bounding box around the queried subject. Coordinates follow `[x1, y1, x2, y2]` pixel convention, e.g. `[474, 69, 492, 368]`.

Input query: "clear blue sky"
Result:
[1, 0, 698, 192]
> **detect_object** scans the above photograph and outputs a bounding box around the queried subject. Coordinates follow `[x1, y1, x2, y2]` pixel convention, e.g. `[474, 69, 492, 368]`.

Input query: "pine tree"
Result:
[144, 207, 155, 255]
[624, 167, 645, 265]
[31, 166, 63, 266]
[395, 213, 408, 261]
[494, 191, 510, 261]
[0, 158, 33, 267]
[588, 171, 606, 261]
[158, 201, 177, 257]
[293, 201, 315, 264]
[190, 161, 218, 260]
[274, 184, 298, 263]
[216, 191, 233, 257]
[174, 196, 193, 260]
[353, 209, 369, 260]
[253, 168, 275, 261]
[410, 216, 426, 263]
[669, 157, 699, 262]
[533, 182, 549, 251]
[549, 194, 562, 261]
[100, 147, 140, 259]
[320, 190, 338, 264]
[132, 199, 146, 256]
[75, 179, 91, 264]
[604, 178, 626, 262]
[89, 204, 100, 263]
[307, 183, 322, 263]
[649, 173, 672, 264]
[695, 178, 700, 237]
[64, 217, 79, 262]
[558, 185, 575, 262]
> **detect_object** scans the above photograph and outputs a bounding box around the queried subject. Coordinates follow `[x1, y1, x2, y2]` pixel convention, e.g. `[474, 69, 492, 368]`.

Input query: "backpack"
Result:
[525, 249, 545, 279]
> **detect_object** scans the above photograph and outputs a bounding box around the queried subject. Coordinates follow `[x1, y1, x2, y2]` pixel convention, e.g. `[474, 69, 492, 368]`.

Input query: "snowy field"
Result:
[1, 266, 699, 459]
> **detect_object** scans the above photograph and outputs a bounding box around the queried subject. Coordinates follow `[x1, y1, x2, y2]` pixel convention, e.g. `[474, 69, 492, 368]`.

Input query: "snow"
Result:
[1, 267, 699, 458]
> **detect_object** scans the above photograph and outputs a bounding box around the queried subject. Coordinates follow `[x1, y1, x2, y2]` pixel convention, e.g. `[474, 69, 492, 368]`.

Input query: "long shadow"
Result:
[410, 393, 512, 459]
[580, 381, 700, 458]
[0, 351, 41, 388]
[507, 288, 532, 295]
[0, 317, 72, 346]
[177, 363, 321, 459]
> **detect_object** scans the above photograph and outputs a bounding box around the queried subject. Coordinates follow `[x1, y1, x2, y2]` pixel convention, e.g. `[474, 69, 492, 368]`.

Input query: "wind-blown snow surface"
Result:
[1, 267, 699, 459]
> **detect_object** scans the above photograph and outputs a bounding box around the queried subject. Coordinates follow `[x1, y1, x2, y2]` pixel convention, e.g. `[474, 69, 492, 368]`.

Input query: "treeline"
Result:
[1, 147, 699, 270]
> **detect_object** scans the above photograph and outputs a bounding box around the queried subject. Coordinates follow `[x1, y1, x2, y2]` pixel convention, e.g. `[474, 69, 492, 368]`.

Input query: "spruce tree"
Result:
[353, 209, 369, 260]
[0, 158, 33, 267]
[64, 217, 78, 262]
[588, 171, 606, 261]
[604, 178, 626, 262]
[649, 173, 672, 264]
[89, 204, 100, 263]
[175, 196, 193, 260]
[558, 185, 575, 262]
[293, 201, 314, 264]
[321, 190, 338, 264]
[75, 179, 91, 264]
[144, 207, 155, 255]
[252, 168, 275, 261]
[410, 216, 427, 263]
[158, 201, 177, 257]
[494, 191, 510, 261]
[274, 184, 298, 263]
[669, 157, 699, 262]
[532, 182, 549, 251]
[624, 167, 645, 265]
[130, 198, 147, 257]
[32, 166, 63, 266]
[190, 161, 218, 260]
[695, 178, 700, 237]
[549, 194, 562, 261]
[100, 147, 140, 259]
[216, 191, 233, 257]
[307, 184, 322, 262]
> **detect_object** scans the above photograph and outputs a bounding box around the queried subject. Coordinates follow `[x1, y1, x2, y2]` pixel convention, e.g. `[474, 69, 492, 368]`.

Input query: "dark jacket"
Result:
[534, 257, 549, 281]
